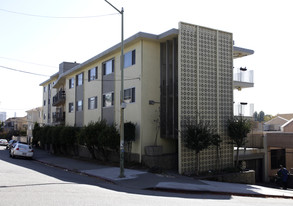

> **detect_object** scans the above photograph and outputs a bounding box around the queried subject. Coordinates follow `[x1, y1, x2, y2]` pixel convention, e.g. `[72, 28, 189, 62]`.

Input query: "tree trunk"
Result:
[196, 152, 200, 176]
[236, 147, 240, 168]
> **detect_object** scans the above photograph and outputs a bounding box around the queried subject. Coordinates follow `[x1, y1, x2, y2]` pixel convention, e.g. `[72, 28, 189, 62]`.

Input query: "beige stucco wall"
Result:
[65, 74, 76, 126]
[83, 62, 102, 126]
[140, 39, 177, 155]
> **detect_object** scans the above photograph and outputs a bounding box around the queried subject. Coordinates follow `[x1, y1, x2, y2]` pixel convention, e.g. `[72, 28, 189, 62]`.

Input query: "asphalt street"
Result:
[1, 146, 293, 206]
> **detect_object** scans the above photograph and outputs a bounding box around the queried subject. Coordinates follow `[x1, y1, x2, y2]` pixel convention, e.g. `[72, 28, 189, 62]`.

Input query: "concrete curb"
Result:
[33, 159, 116, 185]
[148, 187, 293, 199]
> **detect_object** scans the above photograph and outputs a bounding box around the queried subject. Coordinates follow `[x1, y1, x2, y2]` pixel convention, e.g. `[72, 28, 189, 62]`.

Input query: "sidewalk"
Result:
[33, 148, 293, 199]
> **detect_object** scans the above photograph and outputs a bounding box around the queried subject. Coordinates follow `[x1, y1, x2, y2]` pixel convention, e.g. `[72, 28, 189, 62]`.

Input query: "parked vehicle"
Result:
[6, 140, 18, 150]
[10, 143, 33, 159]
[0, 139, 8, 146]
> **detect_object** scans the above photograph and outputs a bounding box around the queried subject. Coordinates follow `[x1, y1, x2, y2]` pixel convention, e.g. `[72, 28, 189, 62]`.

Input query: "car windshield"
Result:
[18, 144, 29, 149]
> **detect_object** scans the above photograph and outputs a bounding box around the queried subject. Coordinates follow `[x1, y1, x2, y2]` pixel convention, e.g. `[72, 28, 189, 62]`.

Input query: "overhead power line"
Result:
[0, 65, 50, 77]
[0, 56, 56, 68]
[0, 8, 118, 19]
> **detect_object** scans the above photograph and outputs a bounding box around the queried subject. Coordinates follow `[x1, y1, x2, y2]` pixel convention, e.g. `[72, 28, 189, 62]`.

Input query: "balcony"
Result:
[233, 67, 254, 90]
[52, 111, 65, 124]
[234, 102, 254, 117]
[53, 90, 66, 106]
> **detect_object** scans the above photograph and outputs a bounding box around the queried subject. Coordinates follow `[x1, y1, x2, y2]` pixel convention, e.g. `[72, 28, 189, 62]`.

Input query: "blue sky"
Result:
[0, 0, 293, 118]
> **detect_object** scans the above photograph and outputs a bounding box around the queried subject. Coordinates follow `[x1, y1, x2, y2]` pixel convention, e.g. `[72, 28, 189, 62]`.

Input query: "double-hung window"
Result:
[69, 77, 74, 89]
[103, 59, 114, 75]
[103, 92, 114, 107]
[76, 73, 83, 86]
[69, 102, 74, 113]
[124, 50, 136, 68]
[88, 67, 98, 82]
[76, 100, 83, 111]
[88, 96, 98, 110]
[124, 88, 135, 103]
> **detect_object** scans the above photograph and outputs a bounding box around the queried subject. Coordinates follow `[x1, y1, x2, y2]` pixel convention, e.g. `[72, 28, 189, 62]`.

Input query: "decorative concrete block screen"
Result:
[178, 22, 234, 174]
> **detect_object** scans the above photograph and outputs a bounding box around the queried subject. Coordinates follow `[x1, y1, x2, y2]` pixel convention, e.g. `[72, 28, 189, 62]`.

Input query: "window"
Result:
[44, 86, 47, 93]
[69, 102, 74, 113]
[43, 113, 46, 120]
[76, 73, 83, 86]
[48, 84, 51, 91]
[69, 78, 74, 89]
[48, 99, 50, 105]
[124, 50, 136, 68]
[88, 96, 98, 110]
[88, 67, 98, 82]
[76, 100, 83, 111]
[124, 88, 135, 103]
[43, 100, 46, 106]
[103, 59, 114, 75]
[271, 149, 286, 169]
[103, 92, 114, 107]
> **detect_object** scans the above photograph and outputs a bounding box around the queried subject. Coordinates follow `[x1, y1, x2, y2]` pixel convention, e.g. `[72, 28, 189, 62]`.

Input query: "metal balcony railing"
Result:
[234, 102, 254, 117]
[52, 90, 66, 106]
[233, 67, 254, 84]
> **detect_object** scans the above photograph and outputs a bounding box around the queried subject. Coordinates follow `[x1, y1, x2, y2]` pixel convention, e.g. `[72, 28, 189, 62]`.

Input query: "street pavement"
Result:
[33, 148, 293, 199]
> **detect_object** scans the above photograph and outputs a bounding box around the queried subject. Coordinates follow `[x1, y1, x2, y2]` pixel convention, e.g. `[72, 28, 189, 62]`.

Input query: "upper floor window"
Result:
[44, 86, 47, 93]
[76, 73, 83, 86]
[124, 50, 136, 68]
[69, 102, 74, 113]
[48, 84, 51, 91]
[69, 77, 74, 89]
[76, 100, 83, 111]
[48, 99, 51, 105]
[43, 113, 46, 120]
[88, 96, 98, 110]
[103, 92, 114, 107]
[88, 67, 98, 82]
[124, 88, 135, 103]
[43, 100, 46, 106]
[103, 59, 114, 75]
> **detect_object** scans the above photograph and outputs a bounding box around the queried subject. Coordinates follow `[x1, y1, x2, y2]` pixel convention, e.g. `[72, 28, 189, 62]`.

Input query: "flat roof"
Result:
[40, 28, 254, 86]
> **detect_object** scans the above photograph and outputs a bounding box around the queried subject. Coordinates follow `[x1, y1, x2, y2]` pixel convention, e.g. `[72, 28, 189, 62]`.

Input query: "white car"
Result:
[10, 143, 33, 159]
[0, 139, 8, 146]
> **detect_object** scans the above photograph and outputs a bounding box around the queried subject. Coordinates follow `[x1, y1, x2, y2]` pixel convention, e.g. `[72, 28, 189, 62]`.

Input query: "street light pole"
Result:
[104, 0, 125, 178]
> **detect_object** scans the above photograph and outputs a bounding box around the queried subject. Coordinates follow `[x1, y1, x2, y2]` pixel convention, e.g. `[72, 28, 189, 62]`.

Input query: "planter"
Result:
[145, 145, 163, 156]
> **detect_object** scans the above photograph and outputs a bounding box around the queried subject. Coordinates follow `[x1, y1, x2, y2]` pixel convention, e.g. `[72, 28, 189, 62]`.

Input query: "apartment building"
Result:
[40, 22, 254, 174]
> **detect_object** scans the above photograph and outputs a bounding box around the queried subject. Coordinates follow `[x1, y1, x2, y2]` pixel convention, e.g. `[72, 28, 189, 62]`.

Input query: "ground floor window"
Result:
[76, 100, 83, 111]
[103, 92, 114, 107]
[124, 87, 135, 103]
[88, 96, 97, 110]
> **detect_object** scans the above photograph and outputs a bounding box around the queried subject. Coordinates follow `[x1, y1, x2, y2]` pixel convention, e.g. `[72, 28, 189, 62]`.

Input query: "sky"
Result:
[0, 0, 292, 119]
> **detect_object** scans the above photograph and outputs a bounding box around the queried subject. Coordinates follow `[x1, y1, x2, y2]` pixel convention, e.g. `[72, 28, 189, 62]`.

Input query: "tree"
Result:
[258, 111, 265, 122]
[227, 117, 251, 168]
[182, 120, 220, 175]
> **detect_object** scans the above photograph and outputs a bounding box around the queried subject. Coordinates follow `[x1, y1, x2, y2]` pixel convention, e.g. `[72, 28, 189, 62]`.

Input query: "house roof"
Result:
[277, 113, 293, 121]
[264, 116, 288, 126]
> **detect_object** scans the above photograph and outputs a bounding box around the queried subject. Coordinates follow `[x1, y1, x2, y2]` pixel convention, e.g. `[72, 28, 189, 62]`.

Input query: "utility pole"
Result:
[104, 0, 125, 178]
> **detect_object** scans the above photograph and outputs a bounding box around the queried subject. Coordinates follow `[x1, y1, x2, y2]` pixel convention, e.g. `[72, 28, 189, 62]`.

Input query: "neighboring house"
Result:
[264, 114, 293, 131]
[4, 116, 27, 133]
[40, 22, 254, 174]
[238, 114, 293, 182]
[26, 107, 43, 143]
